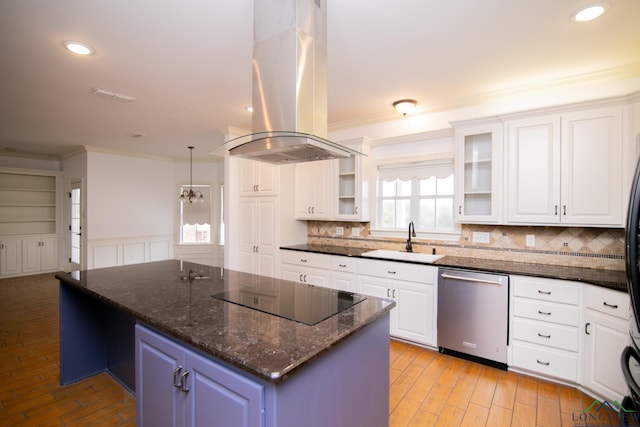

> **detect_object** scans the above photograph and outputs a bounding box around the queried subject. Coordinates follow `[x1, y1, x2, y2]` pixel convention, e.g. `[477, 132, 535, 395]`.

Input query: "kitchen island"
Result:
[55, 260, 394, 427]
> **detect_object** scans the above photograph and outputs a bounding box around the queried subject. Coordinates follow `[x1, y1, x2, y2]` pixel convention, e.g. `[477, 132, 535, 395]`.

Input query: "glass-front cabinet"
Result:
[335, 138, 370, 221]
[453, 120, 503, 223]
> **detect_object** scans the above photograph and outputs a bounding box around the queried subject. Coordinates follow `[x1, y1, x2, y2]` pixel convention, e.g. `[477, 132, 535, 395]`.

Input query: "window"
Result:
[377, 160, 455, 234]
[180, 185, 212, 244]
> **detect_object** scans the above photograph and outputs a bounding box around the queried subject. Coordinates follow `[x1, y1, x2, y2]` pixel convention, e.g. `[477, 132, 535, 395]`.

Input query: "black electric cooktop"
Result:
[212, 280, 366, 326]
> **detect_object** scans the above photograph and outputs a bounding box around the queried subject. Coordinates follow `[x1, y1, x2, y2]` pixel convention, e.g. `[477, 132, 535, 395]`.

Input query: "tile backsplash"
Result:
[306, 222, 625, 271]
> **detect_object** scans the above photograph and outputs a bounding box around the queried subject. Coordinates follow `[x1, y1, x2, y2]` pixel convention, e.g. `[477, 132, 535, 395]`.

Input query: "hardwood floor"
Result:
[0, 273, 611, 426]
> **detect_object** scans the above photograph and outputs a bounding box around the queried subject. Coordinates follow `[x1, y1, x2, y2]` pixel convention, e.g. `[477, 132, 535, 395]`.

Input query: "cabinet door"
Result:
[256, 199, 276, 278]
[561, 107, 623, 225]
[238, 199, 277, 277]
[506, 116, 561, 223]
[455, 123, 503, 223]
[358, 275, 391, 299]
[238, 200, 258, 274]
[394, 281, 435, 346]
[0, 239, 22, 276]
[22, 238, 42, 273]
[239, 159, 278, 196]
[294, 160, 334, 219]
[136, 325, 185, 427]
[185, 350, 264, 427]
[281, 264, 331, 288]
[40, 237, 58, 271]
[332, 271, 359, 293]
[582, 310, 628, 402]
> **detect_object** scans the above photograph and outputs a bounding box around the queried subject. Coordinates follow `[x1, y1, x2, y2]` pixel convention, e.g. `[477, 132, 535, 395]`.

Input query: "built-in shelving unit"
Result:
[0, 172, 57, 235]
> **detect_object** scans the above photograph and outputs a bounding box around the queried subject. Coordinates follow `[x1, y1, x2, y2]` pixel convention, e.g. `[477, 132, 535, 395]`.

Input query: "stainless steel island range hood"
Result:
[217, 0, 362, 164]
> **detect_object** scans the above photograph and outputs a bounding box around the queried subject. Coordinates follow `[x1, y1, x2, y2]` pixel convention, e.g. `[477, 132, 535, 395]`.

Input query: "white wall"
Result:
[86, 151, 175, 239]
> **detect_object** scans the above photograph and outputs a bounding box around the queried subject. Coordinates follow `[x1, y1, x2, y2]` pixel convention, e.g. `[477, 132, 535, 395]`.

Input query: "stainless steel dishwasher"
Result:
[437, 268, 509, 369]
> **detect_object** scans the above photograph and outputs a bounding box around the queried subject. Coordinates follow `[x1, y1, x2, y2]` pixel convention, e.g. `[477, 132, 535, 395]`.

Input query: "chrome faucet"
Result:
[406, 221, 416, 252]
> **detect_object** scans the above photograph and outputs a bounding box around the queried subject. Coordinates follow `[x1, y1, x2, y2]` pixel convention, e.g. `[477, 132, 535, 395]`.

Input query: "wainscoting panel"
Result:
[87, 235, 174, 270]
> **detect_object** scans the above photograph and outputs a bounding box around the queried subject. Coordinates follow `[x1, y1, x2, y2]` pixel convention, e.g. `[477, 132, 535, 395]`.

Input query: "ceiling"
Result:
[1, 0, 639, 161]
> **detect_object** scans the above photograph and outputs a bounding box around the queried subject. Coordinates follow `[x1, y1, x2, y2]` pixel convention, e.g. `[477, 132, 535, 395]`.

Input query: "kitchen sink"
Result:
[361, 249, 443, 264]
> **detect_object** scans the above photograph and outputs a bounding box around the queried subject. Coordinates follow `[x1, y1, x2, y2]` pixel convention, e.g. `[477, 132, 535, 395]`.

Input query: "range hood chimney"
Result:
[218, 0, 362, 164]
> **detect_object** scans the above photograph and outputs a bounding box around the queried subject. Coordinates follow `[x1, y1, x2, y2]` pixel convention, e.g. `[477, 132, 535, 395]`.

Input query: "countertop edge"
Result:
[279, 245, 628, 293]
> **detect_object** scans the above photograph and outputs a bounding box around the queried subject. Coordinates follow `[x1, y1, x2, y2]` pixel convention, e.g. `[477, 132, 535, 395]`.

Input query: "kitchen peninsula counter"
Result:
[56, 260, 394, 427]
[280, 243, 627, 292]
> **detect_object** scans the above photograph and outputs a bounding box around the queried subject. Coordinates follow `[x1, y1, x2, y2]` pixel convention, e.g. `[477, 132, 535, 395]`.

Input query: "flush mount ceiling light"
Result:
[63, 40, 95, 55]
[393, 99, 418, 116]
[245, 106, 254, 113]
[179, 146, 204, 204]
[571, 3, 609, 22]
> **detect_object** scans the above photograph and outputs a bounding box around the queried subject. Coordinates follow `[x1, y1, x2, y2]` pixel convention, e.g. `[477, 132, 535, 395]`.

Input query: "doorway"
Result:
[69, 181, 81, 270]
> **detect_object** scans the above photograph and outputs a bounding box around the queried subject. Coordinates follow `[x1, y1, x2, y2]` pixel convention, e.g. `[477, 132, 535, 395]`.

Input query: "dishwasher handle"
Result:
[440, 273, 504, 286]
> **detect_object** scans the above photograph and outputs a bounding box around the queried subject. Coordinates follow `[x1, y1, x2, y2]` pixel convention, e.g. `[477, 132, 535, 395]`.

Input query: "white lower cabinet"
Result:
[0, 239, 22, 276]
[330, 256, 360, 293]
[280, 251, 332, 288]
[136, 324, 264, 427]
[22, 237, 58, 274]
[358, 259, 437, 347]
[1, 236, 58, 277]
[581, 285, 629, 402]
[509, 275, 581, 382]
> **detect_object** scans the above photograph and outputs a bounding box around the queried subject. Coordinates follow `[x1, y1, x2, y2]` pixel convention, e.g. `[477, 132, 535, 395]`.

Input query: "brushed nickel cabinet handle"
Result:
[173, 366, 183, 388]
[180, 371, 190, 392]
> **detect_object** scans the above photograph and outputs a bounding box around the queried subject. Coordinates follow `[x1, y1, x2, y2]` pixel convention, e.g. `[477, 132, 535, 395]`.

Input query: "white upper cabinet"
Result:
[334, 138, 371, 222]
[238, 158, 279, 196]
[506, 115, 561, 223]
[505, 105, 624, 226]
[294, 160, 335, 220]
[454, 120, 503, 223]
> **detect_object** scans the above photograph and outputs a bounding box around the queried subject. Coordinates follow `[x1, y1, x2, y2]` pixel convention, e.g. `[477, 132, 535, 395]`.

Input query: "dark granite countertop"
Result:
[280, 244, 628, 293]
[55, 260, 394, 383]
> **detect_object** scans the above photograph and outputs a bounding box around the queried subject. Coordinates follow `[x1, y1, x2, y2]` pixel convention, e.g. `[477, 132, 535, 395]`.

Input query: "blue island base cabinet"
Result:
[136, 325, 264, 427]
[136, 315, 390, 427]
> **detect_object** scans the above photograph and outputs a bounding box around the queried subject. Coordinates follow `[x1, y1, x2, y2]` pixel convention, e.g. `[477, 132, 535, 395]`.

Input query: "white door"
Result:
[238, 200, 257, 274]
[256, 199, 276, 278]
[22, 238, 41, 273]
[69, 182, 82, 270]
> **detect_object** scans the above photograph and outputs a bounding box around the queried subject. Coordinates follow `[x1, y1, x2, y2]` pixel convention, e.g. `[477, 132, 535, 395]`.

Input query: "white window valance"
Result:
[377, 159, 454, 182]
[181, 185, 211, 225]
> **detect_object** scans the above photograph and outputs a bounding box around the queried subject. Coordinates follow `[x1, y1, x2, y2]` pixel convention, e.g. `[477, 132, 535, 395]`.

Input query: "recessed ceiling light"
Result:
[571, 3, 609, 22]
[63, 40, 95, 55]
[245, 106, 254, 113]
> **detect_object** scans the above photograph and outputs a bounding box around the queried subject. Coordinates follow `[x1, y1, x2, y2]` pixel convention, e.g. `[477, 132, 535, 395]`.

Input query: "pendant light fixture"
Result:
[179, 146, 204, 204]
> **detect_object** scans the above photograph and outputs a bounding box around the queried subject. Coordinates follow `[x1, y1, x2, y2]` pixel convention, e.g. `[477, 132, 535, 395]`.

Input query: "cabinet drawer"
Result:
[511, 341, 578, 382]
[511, 276, 580, 305]
[585, 285, 629, 320]
[358, 259, 434, 283]
[331, 256, 358, 273]
[512, 298, 580, 327]
[281, 250, 331, 269]
[512, 318, 579, 352]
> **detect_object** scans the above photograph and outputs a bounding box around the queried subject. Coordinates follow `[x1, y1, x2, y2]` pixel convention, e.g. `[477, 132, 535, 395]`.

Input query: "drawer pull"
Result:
[537, 310, 551, 315]
[538, 290, 551, 295]
[388, 270, 397, 275]
[536, 359, 550, 366]
[585, 322, 591, 335]
[339, 264, 347, 268]
[537, 332, 551, 339]
[300, 259, 308, 263]
[603, 301, 618, 309]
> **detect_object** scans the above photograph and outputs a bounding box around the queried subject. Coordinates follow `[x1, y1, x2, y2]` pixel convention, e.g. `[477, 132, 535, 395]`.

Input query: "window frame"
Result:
[370, 158, 461, 242]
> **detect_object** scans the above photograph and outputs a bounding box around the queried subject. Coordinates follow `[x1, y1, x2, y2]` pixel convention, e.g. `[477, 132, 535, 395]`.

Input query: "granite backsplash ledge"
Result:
[306, 222, 626, 271]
